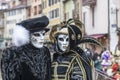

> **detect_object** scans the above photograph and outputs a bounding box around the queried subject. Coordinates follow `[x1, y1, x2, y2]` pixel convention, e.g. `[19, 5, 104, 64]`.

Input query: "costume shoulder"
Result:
[71, 48, 93, 80]
[2, 45, 25, 58]
[43, 46, 50, 56]
[1, 46, 23, 68]
[44, 46, 50, 51]
[1, 46, 22, 80]
[2, 46, 18, 60]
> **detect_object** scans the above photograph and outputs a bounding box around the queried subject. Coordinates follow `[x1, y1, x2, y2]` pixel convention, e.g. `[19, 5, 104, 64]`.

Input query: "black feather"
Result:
[79, 37, 103, 49]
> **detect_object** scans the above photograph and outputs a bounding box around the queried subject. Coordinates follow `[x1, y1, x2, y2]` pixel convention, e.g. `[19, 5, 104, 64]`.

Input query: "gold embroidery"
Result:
[71, 34, 75, 40]
[78, 34, 81, 39]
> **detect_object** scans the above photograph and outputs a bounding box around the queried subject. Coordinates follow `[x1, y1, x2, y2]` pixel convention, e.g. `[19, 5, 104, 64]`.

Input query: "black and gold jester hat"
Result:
[66, 19, 103, 49]
[50, 18, 83, 50]
[50, 18, 103, 50]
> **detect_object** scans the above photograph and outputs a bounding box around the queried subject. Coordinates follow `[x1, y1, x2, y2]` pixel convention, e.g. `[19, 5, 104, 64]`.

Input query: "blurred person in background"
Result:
[113, 71, 120, 80]
[93, 54, 102, 70]
[112, 61, 119, 75]
[101, 49, 112, 73]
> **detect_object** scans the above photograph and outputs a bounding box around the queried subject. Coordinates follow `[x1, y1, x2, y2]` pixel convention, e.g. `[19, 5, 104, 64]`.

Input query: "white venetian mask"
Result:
[31, 30, 45, 48]
[57, 34, 69, 52]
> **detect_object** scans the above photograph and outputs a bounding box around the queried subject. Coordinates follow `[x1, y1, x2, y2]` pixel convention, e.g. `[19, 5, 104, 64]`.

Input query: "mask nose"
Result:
[39, 34, 45, 41]
[63, 40, 67, 45]
[40, 35, 44, 39]
[62, 39, 69, 47]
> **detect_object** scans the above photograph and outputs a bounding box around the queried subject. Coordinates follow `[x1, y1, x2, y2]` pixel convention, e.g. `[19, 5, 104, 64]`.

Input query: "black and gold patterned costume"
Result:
[51, 49, 94, 80]
[50, 19, 102, 80]
[52, 51, 86, 80]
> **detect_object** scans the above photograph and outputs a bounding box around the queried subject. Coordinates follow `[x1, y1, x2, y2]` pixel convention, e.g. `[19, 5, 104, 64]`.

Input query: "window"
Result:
[13, 10, 16, 15]
[49, 8, 59, 19]
[66, 12, 69, 20]
[49, 11, 52, 18]
[12, 1, 16, 7]
[52, 10, 54, 18]
[27, 7, 31, 17]
[55, 9, 57, 17]
[42, 2, 45, 9]
[9, 29, 13, 35]
[11, 11, 13, 16]
[72, 9, 75, 18]
[18, 9, 22, 14]
[83, 12, 86, 27]
[51, 0, 53, 5]
[38, 4, 42, 14]
[6, 21, 9, 24]
[92, 8, 94, 27]
[0, 19, 4, 26]
[49, 0, 51, 6]
[10, 11, 12, 16]
[2, 3, 6, 5]
[64, 13, 66, 20]
[49, 11, 54, 19]
[42, 1, 47, 9]
[6, 12, 8, 16]
[49, 0, 59, 6]
[55, 8, 59, 17]
[34, 6, 37, 15]
[55, 0, 57, 3]
[45, 1, 47, 8]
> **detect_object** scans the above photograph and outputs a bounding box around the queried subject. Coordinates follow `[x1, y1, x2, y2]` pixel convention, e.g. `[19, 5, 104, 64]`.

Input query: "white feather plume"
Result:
[12, 25, 30, 47]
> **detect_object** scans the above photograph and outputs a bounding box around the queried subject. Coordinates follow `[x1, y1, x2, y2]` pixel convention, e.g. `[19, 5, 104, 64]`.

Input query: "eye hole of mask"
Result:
[66, 38, 69, 41]
[42, 33, 45, 35]
[58, 38, 64, 41]
[33, 31, 45, 36]
[40, 30, 45, 35]
[58, 38, 69, 41]
[33, 33, 40, 36]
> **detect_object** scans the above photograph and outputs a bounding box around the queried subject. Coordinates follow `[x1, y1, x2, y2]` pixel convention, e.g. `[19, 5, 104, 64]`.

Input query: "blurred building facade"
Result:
[0, 0, 9, 48]
[82, 0, 120, 53]
[109, 0, 119, 54]
[4, 0, 27, 47]
[0, 0, 82, 48]
[114, 0, 120, 55]
[0, 0, 119, 52]
[82, 0, 109, 52]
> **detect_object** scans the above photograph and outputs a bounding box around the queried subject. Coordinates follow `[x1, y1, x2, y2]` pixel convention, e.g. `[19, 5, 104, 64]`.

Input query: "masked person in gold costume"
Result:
[50, 19, 102, 80]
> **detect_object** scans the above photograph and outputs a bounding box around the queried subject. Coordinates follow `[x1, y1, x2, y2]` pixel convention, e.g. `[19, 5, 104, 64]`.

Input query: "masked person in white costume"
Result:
[1, 16, 51, 80]
[50, 19, 102, 80]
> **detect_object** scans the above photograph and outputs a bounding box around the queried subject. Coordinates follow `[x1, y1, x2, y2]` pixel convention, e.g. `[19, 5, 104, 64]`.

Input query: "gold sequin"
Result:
[71, 34, 75, 40]
[78, 34, 81, 39]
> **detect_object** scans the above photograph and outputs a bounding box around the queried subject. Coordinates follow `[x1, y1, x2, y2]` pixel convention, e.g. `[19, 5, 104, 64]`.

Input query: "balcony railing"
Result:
[82, 0, 96, 7]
